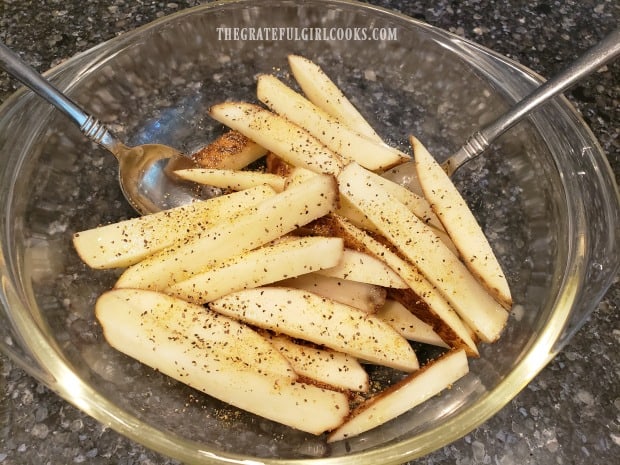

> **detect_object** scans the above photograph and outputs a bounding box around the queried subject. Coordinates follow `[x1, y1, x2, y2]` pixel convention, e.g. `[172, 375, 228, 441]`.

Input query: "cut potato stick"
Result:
[97, 288, 295, 380]
[376, 300, 449, 348]
[257, 74, 408, 171]
[277, 161, 399, 244]
[426, 223, 459, 256]
[175, 168, 286, 192]
[288, 54, 383, 143]
[337, 163, 509, 343]
[210, 287, 419, 372]
[335, 196, 382, 234]
[336, 189, 457, 255]
[389, 286, 476, 346]
[341, 167, 459, 253]
[266, 333, 369, 393]
[285, 165, 319, 188]
[309, 214, 478, 356]
[412, 136, 512, 308]
[209, 102, 344, 175]
[265, 152, 294, 177]
[167, 236, 344, 304]
[316, 248, 407, 288]
[359, 168, 443, 230]
[282, 166, 386, 239]
[278, 274, 386, 314]
[73, 185, 276, 269]
[115, 174, 338, 291]
[97, 289, 348, 435]
[328, 349, 468, 442]
[191, 130, 268, 170]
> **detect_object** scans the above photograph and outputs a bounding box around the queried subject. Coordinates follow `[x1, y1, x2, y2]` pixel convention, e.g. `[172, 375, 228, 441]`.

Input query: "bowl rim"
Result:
[0, 0, 617, 464]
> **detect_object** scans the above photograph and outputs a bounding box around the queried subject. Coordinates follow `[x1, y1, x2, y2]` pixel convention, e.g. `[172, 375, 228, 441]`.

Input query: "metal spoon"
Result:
[0, 41, 204, 215]
[387, 28, 620, 190]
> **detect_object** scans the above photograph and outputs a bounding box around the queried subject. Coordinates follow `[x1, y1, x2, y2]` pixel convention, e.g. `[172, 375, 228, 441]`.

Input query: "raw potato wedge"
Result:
[209, 102, 344, 175]
[167, 236, 344, 304]
[335, 196, 382, 234]
[412, 136, 512, 308]
[315, 248, 408, 288]
[284, 165, 319, 188]
[210, 287, 419, 372]
[360, 168, 443, 231]
[281, 166, 440, 253]
[334, 181, 457, 254]
[73, 185, 276, 269]
[266, 333, 370, 393]
[191, 130, 268, 170]
[278, 274, 387, 313]
[175, 168, 286, 192]
[115, 174, 338, 291]
[265, 152, 294, 177]
[376, 300, 449, 348]
[337, 163, 509, 343]
[388, 287, 476, 348]
[328, 349, 469, 442]
[97, 289, 348, 435]
[309, 214, 478, 356]
[257, 74, 408, 171]
[288, 54, 383, 143]
[97, 288, 296, 380]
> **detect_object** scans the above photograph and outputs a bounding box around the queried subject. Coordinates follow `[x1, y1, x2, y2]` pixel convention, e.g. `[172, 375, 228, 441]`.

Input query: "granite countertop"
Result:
[0, 1, 618, 464]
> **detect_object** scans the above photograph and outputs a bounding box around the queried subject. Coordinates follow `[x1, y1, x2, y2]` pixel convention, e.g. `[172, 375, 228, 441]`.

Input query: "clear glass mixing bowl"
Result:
[0, 1, 618, 463]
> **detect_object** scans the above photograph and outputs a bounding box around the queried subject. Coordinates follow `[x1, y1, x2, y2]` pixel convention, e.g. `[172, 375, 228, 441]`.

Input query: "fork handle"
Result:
[446, 28, 620, 175]
[0, 41, 119, 150]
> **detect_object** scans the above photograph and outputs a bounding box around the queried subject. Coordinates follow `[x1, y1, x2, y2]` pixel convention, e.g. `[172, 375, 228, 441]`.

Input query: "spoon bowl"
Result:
[0, 41, 207, 215]
[115, 143, 207, 215]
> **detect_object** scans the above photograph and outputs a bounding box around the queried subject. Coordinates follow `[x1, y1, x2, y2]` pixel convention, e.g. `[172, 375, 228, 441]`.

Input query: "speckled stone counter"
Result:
[0, 1, 618, 464]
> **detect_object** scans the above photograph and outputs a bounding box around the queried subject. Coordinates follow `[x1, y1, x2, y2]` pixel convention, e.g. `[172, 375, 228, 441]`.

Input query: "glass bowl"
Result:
[0, 1, 618, 463]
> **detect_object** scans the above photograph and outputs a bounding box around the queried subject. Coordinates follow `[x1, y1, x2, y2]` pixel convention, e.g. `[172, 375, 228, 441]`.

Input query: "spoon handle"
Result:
[445, 28, 620, 175]
[0, 41, 121, 153]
